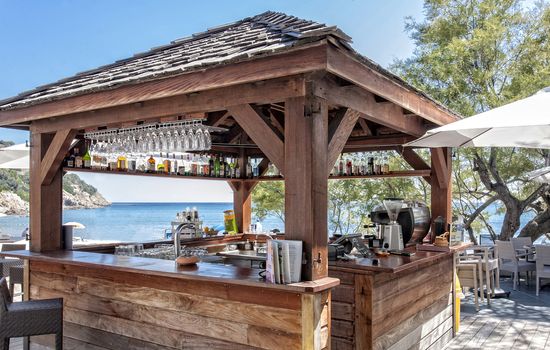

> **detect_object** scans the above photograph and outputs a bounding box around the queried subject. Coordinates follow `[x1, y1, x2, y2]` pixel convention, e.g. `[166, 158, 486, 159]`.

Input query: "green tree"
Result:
[392, 0, 550, 241]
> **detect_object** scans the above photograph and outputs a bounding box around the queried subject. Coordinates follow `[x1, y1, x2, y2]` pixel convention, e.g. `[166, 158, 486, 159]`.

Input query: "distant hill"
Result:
[0, 141, 110, 215]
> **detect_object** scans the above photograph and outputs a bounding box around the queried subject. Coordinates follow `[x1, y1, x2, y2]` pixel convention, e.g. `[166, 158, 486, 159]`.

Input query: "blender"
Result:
[382, 199, 404, 251]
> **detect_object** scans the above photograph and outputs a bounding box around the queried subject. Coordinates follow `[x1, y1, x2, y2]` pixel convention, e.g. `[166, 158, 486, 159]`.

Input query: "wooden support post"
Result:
[284, 90, 329, 281]
[231, 149, 252, 233]
[30, 132, 66, 252]
[430, 147, 452, 236]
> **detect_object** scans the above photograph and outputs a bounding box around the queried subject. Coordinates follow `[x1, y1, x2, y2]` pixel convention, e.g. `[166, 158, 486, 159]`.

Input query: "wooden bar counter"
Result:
[328, 248, 458, 350]
[3, 250, 339, 350]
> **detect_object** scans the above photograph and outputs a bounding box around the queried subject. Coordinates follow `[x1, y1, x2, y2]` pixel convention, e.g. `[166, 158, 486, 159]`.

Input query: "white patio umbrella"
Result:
[0, 142, 29, 169]
[525, 166, 550, 184]
[407, 87, 550, 149]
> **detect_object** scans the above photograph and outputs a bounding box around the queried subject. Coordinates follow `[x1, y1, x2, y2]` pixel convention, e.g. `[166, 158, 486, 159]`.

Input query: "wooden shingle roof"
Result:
[0, 11, 351, 110]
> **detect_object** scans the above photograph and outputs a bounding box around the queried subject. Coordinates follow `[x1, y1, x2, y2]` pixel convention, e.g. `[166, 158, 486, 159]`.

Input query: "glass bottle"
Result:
[252, 159, 260, 178]
[209, 154, 214, 177]
[214, 155, 220, 177]
[147, 155, 156, 173]
[82, 146, 92, 169]
[382, 155, 390, 175]
[346, 158, 353, 176]
[338, 155, 344, 176]
[246, 157, 253, 179]
[66, 152, 74, 168]
[235, 159, 241, 178]
[117, 154, 128, 171]
[74, 148, 83, 168]
[368, 156, 374, 175]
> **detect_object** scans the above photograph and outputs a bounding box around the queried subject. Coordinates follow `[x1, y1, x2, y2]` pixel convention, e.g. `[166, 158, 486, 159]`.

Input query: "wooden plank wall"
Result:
[27, 261, 330, 350]
[328, 255, 453, 350]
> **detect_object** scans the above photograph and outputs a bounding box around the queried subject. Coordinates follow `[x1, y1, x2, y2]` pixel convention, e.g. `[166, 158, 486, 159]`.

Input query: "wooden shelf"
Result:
[64, 168, 431, 182]
[63, 167, 242, 182]
[243, 170, 431, 182]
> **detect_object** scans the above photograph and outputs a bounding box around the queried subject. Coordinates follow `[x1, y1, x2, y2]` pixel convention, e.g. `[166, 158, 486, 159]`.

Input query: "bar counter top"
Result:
[1, 250, 339, 294]
[329, 242, 471, 275]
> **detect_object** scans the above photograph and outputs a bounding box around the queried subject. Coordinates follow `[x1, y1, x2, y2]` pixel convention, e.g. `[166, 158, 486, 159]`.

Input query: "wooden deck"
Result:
[445, 277, 550, 349]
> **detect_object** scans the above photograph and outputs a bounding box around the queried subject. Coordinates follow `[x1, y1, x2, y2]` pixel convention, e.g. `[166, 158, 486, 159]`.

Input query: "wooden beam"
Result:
[284, 93, 328, 281]
[327, 109, 361, 175]
[358, 118, 373, 136]
[30, 132, 63, 252]
[209, 111, 231, 127]
[228, 104, 285, 173]
[401, 148, 431, 182]
[326, 45, 459, 126]
[314, 79, 427, 137]
[40, 129, 77, 185]
[430, 147, 452, 240]
[431, 148, 451, 189]
[0, 44, 327, 126]
[31, 76, 307, 134]
[344, 135, 415, 149]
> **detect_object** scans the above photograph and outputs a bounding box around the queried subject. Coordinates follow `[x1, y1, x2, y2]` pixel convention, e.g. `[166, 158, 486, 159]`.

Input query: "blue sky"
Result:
[0, 0, 424, 202]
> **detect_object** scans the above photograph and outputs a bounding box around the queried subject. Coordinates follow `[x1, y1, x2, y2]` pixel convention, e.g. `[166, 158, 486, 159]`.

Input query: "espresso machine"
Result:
[381, 199, 404, 251]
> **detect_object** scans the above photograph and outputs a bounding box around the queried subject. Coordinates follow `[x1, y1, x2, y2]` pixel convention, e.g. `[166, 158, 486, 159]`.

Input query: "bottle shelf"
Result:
[64, 168, 431, 182]
[63, 167, 243, 182]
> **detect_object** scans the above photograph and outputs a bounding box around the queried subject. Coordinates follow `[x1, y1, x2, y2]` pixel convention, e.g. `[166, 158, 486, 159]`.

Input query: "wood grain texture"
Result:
[39, 129, 77, 185]
[284, 93, 329, 281]
[30, 132, 63, 252]
[325, 44, 458, 126]
[401, 148, 431, 182]
[430, 147, 452, 237]
[328, 253, 454, 350]
[314, 78, 426, 137]
[228, 103, 285, 172]
[327, 109, 361, 175]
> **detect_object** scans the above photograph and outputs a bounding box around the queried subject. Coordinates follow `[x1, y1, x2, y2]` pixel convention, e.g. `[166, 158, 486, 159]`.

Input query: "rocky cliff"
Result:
[0, 172, 110, 216]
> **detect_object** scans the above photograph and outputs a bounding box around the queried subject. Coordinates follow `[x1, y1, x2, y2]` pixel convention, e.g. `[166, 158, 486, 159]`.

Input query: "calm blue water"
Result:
[0, 202, 284, 242]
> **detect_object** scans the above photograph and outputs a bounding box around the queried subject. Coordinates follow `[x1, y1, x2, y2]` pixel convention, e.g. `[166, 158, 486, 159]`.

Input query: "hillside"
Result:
[0, 141, 110, 215]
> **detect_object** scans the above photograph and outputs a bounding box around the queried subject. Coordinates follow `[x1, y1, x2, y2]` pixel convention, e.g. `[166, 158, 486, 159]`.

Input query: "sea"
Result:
[0, 202, 539, 243]
[0, 202, 284, 242]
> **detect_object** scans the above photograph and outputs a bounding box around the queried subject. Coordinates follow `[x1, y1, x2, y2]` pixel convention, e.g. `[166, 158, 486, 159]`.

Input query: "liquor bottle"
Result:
[346, 158, 353, 176]
[214, 155, 220, 177]
[235, 159, 241, 178]
[229, 158, 236, 178]
[338, 155, 344, 176]
[252, 159, 260, 178]
[208, 155, 215, 177]
[172, 155, 178, 175]
[66, 152, 74, 168]
[117, 155, 128, 171]
[360, 156, 367, 175]
[147, 155, 156, 172]
[374, 155, 381, 175]
[381, 156, 390, 175]
[368, 157, 374, 175]
[74, 148, 83, 168]
[246, 157, 253, 179]
[163, 159, 171, 174]
[82, 147, 92, 169]
[220, 157, 225, 178]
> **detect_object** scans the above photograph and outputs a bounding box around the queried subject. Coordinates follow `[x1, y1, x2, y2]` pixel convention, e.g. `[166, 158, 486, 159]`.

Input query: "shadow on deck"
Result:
[445, 276, 550, 349]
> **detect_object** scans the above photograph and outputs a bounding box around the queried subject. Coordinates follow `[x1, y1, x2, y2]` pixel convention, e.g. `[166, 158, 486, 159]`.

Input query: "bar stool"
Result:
[9, 266, 23, 298]
[456, 257, 480, 311]
[0, 277, 63, 350]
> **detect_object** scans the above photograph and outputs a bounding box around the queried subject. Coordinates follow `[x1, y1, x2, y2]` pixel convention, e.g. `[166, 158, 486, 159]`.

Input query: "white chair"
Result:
[495, 240, 536, 290]
[535, 245, 550, 296]
[511, 237, 534, 260]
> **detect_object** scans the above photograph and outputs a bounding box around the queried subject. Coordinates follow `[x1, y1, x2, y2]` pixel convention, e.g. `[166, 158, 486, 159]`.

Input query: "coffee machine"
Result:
[381, 199, 404, 251]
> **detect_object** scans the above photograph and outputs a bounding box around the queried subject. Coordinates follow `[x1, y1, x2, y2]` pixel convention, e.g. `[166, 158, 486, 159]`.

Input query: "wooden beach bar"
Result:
[0, 12, 461, 350]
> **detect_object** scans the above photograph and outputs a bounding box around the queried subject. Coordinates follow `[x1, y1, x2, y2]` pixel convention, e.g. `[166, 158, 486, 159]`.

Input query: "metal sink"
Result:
[217, 249, 266, 260]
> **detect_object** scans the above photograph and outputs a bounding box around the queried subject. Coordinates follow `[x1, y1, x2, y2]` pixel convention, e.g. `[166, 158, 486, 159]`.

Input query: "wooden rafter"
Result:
[326, 44, 458, 126]
[357, 118, 373, 136]
[228, 104, 285, 173]
[39, 129, 77, 186]
[327, 109, 361, 175]
[401, 148, 431, 182]
[31, 76, 306, 134]
[314, 79, 427, 137]
[344, 135, 416, 148]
